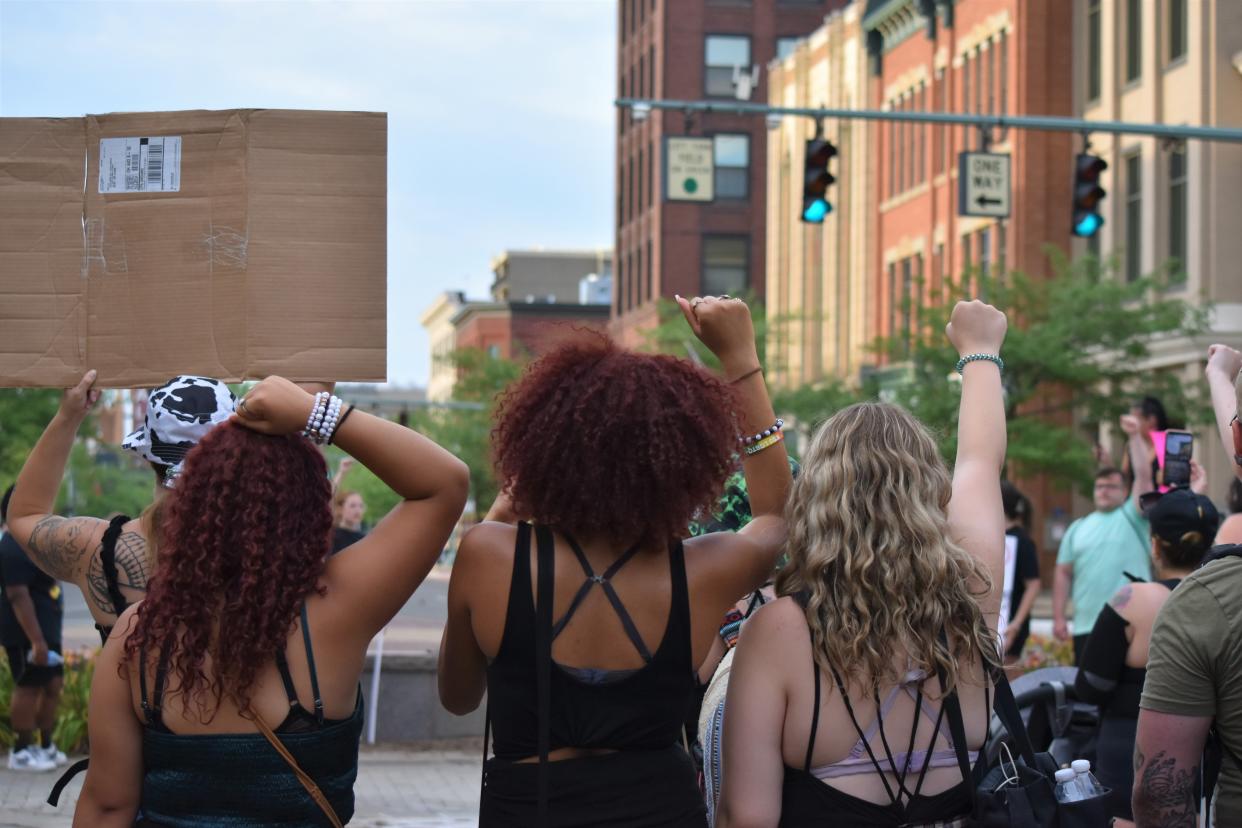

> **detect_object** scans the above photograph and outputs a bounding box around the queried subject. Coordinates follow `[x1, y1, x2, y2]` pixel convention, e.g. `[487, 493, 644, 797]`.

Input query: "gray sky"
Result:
[0, 0, 616, 387]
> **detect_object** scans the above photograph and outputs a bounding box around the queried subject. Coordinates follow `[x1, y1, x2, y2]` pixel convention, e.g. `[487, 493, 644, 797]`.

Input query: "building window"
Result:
[637, 148, 644, 213]
[979, 227, 992, 283]
[646, 240, 653, 302]
[713, 134, 749, 199]
[896, 102, 906, 193]
[986, 43, 995, 115]
[1125, 0, 1142, 83]
[901, 257, 914, 353]
[705, 35, 750, 98]
[999, 32, 1008, 115]
[639, 54, 645, 100]
[648, 138, 654, 207]
[636, 245, 644, 306]
[628, 155, 635, 222]
[1169, 0, 1187, 63]
[777, 37, 800, 61]
[887, 263, 897, 340]
[649, 46, 656, 96]
[1168, 148, 1187, 278]
[918, 87, 926, 184]
[702, 236, 749, 295]
[997, 222, 1007, 274]
[1087, 0, 1101, 100]
[1125, 152, 1142, 282]
[961, 55, 971, 151]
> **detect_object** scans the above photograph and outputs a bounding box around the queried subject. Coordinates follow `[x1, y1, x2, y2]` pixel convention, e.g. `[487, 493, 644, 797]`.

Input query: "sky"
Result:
[0, 0, 617, 387]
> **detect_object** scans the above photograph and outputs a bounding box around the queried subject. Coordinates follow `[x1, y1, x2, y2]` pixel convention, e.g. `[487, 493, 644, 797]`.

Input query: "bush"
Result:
[1, 647, 97, 754]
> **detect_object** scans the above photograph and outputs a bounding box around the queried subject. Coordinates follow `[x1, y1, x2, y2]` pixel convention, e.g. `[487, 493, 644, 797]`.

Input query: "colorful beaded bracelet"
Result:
[741, 418, 784, 446]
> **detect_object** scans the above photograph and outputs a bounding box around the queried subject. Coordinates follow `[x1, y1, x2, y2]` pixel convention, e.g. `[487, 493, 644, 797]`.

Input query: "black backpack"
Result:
[941, 664, 1111, 827]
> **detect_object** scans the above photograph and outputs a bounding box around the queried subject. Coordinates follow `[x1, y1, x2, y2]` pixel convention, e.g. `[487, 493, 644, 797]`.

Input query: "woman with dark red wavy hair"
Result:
[73, 377, 469, 827]
[439, 295, 792, 827]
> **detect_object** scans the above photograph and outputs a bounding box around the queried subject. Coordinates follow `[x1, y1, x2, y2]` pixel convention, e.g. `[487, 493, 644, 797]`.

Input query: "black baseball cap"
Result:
[1146, 488, 1220, 545]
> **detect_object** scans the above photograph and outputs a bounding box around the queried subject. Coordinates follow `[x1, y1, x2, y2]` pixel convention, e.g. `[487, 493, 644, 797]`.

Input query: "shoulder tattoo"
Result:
[25, 516, 97, 582]
[1111, 584, 1134, 611]
[86, 531, 150, 616]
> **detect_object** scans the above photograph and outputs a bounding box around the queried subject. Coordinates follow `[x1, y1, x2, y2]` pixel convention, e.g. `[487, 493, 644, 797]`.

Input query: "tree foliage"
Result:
[873, 255, 1211, 488]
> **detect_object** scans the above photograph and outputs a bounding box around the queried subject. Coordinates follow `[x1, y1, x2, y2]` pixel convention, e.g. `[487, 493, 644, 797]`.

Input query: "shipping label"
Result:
[98, 136, 181, 193]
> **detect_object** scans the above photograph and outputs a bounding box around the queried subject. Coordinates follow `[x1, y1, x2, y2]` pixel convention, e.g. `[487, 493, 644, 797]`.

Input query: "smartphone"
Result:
[1163, 429, 1194, 489]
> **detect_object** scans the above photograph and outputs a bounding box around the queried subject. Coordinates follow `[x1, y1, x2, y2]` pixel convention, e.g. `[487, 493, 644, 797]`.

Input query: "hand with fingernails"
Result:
[58, 370, 102, 423]
[674, 293, 759, 377]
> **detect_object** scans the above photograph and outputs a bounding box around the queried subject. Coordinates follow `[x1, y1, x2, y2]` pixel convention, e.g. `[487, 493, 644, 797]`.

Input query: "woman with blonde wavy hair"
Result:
[717, 300, 1008, 828]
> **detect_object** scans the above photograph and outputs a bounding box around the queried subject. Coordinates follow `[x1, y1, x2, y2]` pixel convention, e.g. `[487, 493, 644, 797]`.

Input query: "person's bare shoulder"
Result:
[1217, 514, 1242, 545]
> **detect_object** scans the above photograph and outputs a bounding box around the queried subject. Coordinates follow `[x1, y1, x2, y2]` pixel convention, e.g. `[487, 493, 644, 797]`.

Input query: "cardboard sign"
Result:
[0, 109, 387, 387]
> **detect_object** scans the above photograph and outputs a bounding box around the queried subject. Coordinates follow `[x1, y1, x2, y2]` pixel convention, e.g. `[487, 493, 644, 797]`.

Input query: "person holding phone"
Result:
[1053, 414, 1156, 665]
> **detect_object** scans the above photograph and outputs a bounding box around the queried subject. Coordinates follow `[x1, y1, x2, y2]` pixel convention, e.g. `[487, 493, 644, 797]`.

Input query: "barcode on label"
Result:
[146, 142, 164, 187]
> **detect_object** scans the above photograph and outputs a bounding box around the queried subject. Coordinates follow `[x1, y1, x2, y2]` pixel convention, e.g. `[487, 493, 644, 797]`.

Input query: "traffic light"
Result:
[801, 138, 837, 223]
[1071, 153, 1107, 238]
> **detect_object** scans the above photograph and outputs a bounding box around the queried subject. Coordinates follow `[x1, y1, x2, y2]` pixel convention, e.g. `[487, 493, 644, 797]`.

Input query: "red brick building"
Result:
[453, 302, 610, 362]
[613, 0, 848, 347]
[863, 0, 1074, 345]
[862, 0, 1075, 576]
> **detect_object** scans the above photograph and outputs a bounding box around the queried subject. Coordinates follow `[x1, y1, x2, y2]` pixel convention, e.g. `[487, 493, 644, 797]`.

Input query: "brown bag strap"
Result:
[251, 708, 344, 828]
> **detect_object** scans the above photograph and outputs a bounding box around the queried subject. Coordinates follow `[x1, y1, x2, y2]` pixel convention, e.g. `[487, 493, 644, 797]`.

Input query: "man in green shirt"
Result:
[1134, 344, 1242, 827]
[1054, 465, 1152, 664]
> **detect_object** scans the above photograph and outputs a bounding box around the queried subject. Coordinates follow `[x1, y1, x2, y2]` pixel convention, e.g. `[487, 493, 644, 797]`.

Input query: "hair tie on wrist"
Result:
[730, 366, 763, 384]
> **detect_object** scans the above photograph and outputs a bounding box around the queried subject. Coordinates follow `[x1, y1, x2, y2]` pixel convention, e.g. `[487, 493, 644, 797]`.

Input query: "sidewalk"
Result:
[0, 744, 482, 828]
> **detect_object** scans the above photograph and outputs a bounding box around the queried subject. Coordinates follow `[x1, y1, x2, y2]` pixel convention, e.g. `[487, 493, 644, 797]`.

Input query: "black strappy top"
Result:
[485, 522, 697, 761]
[135, 603, 364, 827]
[779, 597, 982, 827]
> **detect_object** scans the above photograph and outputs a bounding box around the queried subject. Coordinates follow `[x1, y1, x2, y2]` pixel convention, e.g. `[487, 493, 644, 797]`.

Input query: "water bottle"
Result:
[1054, 768, 1082, 803]
[1071, 758, 1104, 798]
[27, 649, 64, 667]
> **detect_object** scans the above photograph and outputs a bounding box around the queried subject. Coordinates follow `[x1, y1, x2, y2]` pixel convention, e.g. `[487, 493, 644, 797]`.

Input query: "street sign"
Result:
[665, 136, 714, 202]
[958, 151, 1011, 218]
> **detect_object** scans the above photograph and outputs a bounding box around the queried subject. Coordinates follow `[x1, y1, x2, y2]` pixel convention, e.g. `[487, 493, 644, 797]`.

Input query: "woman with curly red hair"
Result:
[439, 295, 792, 827]
[73, 377, 469, 827]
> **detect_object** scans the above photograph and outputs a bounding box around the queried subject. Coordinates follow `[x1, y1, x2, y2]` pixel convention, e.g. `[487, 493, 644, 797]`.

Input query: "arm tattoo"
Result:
[86, 532, 150, 617]
[1133, 748, 1199, 827]
[25, 516, 98, 582]
[1112, 584, 1134, 610]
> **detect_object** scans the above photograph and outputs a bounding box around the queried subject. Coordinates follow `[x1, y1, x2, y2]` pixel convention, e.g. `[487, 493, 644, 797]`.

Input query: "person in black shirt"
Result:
[1, 485, 66, 772]
[1001, 481, 1041, 663]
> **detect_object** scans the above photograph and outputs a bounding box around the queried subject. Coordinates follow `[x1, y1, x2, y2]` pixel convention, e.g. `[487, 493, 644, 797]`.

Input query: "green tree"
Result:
[410, 348, 525, 520]
[876, 255, 1211, 489]
[0, 389, 59, 487]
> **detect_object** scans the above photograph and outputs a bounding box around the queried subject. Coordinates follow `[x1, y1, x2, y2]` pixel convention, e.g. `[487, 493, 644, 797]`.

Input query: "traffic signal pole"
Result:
[618, 97, 1242, 144]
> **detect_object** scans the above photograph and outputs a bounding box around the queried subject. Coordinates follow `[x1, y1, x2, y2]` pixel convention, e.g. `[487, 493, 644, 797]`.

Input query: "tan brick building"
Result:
[767, 4, 874, 389]
[1072, 0, 1242, 500]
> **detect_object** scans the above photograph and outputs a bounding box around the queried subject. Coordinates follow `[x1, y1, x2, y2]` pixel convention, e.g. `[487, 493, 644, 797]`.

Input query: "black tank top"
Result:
[485, 522, 696, 760]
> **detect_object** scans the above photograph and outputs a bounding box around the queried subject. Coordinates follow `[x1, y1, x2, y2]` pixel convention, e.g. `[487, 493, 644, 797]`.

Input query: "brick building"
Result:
[864, 0, 1074, 347]
[613, 0, 849, 348]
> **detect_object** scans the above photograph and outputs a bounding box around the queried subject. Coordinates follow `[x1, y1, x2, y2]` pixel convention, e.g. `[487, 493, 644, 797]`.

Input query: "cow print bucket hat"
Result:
[121, 376, 236, 487]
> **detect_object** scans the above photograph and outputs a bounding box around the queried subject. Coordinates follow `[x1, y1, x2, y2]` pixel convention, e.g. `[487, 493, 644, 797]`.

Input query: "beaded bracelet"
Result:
[955, 353, 1004, 375]
[744, 430, 784, 457]
[740, 418, 784, 447]
[303, 393, 344, 445]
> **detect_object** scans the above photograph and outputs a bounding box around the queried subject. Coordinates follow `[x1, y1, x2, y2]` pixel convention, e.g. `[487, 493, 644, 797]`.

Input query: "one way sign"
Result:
[958, 152, 1011, 218]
